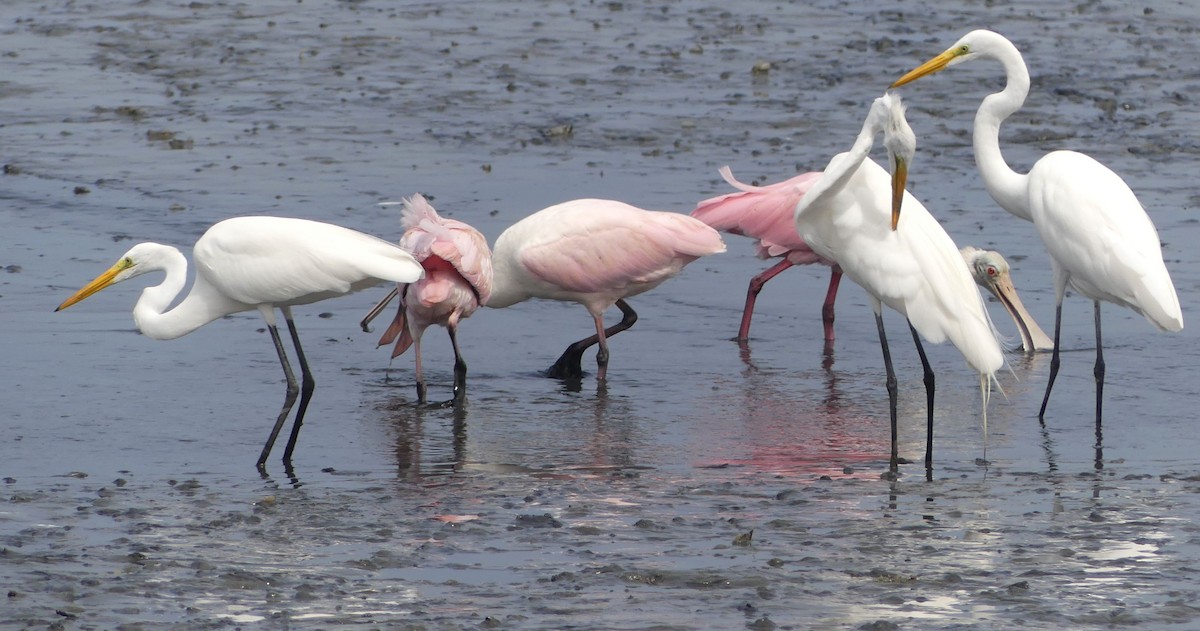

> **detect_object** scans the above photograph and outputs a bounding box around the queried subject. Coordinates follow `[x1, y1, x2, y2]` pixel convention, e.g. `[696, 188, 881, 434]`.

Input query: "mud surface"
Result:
[4, 0, 1200, 628]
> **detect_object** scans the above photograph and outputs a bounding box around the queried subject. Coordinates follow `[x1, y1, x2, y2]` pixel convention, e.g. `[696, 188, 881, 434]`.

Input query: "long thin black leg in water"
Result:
[1093, 300, 1105, 430]
[546, 299, 639, 378]
[449, 324, 467, 405]
[1038, 302, 1065, 423]
[258, 322, 300, 469]
[909, 322, 935, 470]
[281, 311, 316, 463]
[876, 313, 899, 469]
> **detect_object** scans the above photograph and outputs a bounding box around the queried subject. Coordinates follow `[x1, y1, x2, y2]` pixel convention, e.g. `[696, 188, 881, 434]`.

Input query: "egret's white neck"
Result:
[132, 245, 234, 340]
[973, 44, 1034, 222]
[799, 114, 879, 216]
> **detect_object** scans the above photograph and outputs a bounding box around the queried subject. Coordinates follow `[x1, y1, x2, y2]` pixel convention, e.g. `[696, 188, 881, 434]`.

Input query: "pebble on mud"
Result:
[541, 124, 573, 139]
[732, 530, 754, 547]
[512, 513, 562, 529]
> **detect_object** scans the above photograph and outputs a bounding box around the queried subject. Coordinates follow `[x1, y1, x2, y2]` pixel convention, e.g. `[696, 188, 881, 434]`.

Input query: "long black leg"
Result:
[1093, 300, 1105, 429]
[1038, 302, 1065, 423]
[281, 310, 316, 464]
[909, 322, 935, 471]
[414, 333, 428, 404]
[546, 299, 638, 378]
[876, 313, 899, 470]
[257, 321, 300, 470]
[449, 324, 467, 405]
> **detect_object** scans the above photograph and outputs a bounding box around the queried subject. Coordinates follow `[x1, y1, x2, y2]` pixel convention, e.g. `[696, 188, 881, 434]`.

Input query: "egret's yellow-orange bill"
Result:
[55, 261, 126, 312]
[890, 157, 907, 231]
[890, 49, 958, 88]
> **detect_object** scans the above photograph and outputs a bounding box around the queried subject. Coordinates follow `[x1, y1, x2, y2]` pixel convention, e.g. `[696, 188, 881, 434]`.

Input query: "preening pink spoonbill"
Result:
[361, 194, 493, 405]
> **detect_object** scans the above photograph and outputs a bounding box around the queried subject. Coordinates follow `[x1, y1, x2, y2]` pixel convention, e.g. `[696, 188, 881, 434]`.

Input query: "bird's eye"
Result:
[121, 257, 135, 268]
[986, 266, 997, 277]
[958, 45, 970, 54]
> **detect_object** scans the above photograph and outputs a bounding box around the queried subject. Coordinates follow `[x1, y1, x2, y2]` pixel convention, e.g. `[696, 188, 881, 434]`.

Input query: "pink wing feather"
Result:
[692, 166, 828, 265]
[519, 200, 725, 296]
[399, 194, 493, 305]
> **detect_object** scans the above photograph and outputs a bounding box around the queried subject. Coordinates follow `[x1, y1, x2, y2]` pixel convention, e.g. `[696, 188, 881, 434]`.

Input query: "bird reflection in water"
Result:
[716, 341, 893, 480]
[380, 397, 469, 482]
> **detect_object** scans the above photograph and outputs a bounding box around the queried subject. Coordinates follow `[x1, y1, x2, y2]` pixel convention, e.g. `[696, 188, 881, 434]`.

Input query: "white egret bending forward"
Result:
[794, 93, 1003, 470]
[56, 216, 425, 470]
[891, 30, 1183, 424]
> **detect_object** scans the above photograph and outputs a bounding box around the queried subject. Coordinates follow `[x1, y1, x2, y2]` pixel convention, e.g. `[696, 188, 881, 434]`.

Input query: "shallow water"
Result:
[4, 0, 1200, 628]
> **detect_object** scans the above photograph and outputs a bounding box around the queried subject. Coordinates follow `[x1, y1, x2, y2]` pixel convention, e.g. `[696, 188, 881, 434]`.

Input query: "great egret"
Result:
[55, 216, 425, 469]
[961, 246, 1053, 353]
[360, 194, 493, 405]
[691, 167, 843, 343]
[794, 93, 1003, 469]
[485, 199, 726, 380]
[891, 29, 1183, 423]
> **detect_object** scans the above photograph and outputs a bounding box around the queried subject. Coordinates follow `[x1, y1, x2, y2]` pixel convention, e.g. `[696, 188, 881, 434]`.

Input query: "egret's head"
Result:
[55, 243, 159, 311]
[879, 93, 916, 231]
[889, 29, 1003, 88]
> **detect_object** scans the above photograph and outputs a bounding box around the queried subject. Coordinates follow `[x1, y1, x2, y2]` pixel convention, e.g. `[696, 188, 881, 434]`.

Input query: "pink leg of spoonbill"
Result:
[737, 259, 794, 342]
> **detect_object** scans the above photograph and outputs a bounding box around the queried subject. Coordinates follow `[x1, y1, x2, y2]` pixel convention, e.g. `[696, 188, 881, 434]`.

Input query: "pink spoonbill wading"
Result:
[691, 166, 842, 344]
[361, 194, 493, 406]
[483, 198, 726, 381]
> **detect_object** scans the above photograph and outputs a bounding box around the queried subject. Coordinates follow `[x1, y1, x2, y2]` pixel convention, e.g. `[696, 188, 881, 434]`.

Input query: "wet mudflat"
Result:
[3, 0, 1200, 628]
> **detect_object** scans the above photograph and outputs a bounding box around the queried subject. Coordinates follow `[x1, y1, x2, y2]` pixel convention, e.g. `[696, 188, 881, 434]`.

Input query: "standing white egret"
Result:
[794, 93, 1003, 470]
[56, 216, 425, 470]
[891, 30, 1183, 423]
[961, 246, 1054, 353]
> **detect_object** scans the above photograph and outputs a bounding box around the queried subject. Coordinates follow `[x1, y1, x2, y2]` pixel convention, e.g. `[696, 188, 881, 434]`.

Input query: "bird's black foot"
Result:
[545, 352, 585, 379]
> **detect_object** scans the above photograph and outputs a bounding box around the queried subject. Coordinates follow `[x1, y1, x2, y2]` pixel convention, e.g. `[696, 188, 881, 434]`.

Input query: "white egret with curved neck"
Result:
[794, 93, 1003, 470]
[961, 246, 1053, 353]
[56, 216, 425, 470]
[891, 29, 1183, 424]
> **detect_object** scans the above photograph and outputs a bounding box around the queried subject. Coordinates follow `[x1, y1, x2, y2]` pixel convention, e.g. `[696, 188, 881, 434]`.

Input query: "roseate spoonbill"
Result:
[961, 246, 1053, 353]
[488, 199, 726, 380]
[891, 29, 1182, 423]
[360, 194, 493, 405]
[55, 216, 425, 470]
[793, 93, 1003, 469]
[691, 166, 842, 343]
